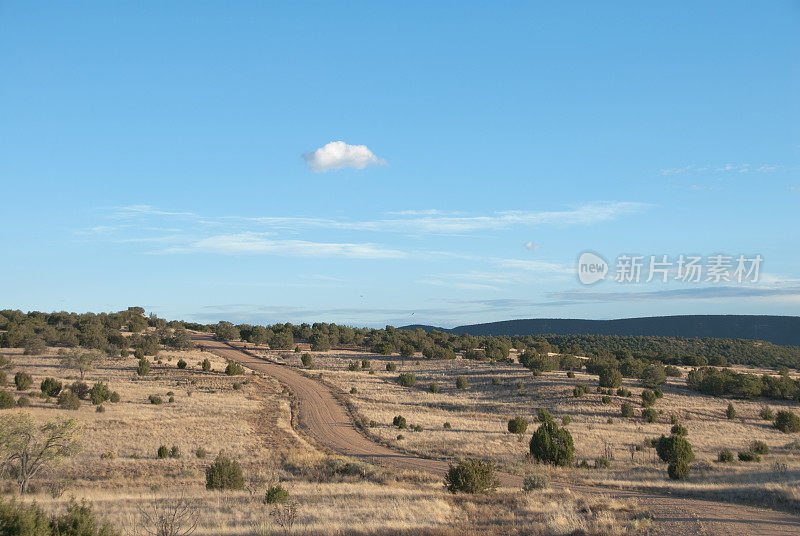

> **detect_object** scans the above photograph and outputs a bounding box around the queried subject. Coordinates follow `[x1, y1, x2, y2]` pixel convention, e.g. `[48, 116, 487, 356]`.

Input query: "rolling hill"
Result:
[400, 315, 800, 346]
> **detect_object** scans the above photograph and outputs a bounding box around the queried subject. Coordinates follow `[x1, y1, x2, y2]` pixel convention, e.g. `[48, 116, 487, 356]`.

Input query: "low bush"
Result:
[621, 402, 634, 418]
[264, 485, 289, 504]
[665, 365, 682, 377]
[566, 371, 575, 378]
[225, 362, 245, 376]
[392, 415, 407, 429]
[455, 376, 468, 389]
[177, 359, 187, 369]
[14, 372, 33, 391]
[641, 389, 657, 407]
[137, 358, 151, 376]
[89, 382, 111, 405]
[529, 413, 574, 466]
[0, 391, 15, 409]
[349, 387, 357, 394]
[347, 361, 359, 371]
[443, 422, 452, 429]
[774, 410, 800, 433]
[40, 378, 62, 397]
[726, 402, 736, 420]
[760, 406, 774, 421]
[670, 424, 688, 436]
[397, 373, 416, 387]
[157, 445, 169, 459]
[57, 390, 81, 410]
[361, 359, 371, 369]
[109, 391, 120, 403]
[16, 396, 30, 407]
[148, 395, 163, 405]
[601, 395, 612, 404]
[750, 440, 769, 455]
[561, 415, 571, 426]
[642, 408, 658, 423]
[599, 367, 622, 388]
[507, 416, 528, 435]
[522, 473, 549, 491]
[195, 447, 208, 459]
[617, 388, 632, 397]
[718, 449, 734, 462]
[385, 362, 397, 372]
[429, 382, 439, 393]
[738, 451, 761, 462]
[70, 381, 89, 399]
[206, 454, 244, 490]
[445, 458, 499, 494]
[170, 445, 180, 458]
[201, 358, 211, 372]
[301, 353, 314, 368]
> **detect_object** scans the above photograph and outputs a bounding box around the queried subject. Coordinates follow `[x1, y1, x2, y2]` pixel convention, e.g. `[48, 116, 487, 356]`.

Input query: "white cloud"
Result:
[163, 232, 405, 259]
[524, 241, 540, 251]
[303, 141, 387, 172]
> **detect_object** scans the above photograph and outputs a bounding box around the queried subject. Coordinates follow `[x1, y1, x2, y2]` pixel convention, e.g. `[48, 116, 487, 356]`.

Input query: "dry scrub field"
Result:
[245, 344, 800, 512]
[0, 344, 651, 536]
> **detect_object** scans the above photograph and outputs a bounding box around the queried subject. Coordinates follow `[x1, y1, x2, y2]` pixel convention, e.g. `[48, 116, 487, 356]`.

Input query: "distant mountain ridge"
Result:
[400, 315, 800, 346]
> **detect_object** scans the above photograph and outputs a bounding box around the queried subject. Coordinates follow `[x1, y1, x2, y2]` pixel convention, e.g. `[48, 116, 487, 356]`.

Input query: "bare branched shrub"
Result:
[270, 500, 299, 536]
[136, 495, 199, 536]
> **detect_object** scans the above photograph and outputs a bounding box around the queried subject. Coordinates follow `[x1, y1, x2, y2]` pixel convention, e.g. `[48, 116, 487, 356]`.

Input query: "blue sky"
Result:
[1, 1, 798, 327]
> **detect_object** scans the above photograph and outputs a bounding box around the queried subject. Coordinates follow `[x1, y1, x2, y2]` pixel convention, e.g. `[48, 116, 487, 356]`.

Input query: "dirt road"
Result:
[191, 332, 800, 536]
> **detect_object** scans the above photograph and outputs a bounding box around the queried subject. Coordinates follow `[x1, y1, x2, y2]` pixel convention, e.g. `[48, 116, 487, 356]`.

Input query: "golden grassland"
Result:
[0, 345, 650, 535]
[249, 344, 800, 512]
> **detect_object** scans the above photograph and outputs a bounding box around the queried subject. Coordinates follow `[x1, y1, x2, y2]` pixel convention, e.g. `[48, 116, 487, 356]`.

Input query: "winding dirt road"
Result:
[191, 332, 800, 536]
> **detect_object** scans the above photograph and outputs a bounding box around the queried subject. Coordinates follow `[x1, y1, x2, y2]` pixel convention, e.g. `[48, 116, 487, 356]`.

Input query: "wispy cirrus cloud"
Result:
[303, 141, 387, 172]
[159, 232, 406, 259]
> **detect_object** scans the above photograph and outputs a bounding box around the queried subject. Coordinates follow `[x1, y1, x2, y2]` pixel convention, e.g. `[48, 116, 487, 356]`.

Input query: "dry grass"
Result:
[0, 345, 649, 535]
[245, 344, 800, 511]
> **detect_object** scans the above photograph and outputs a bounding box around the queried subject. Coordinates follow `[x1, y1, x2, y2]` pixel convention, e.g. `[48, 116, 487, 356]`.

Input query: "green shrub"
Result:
[522, 473, 549, 491]
[89, 382, 111, 405]
[136, 358, 151, 376]
[52, 498, 122, 536]
[109, 391, 120, 403]
[654, 388, 663, 398]
[0, 371, 5, 387]
[670, 424, 688, 436]
[134, 348, 145, 360]
[566, 371, 575, 378]
[170, 446, 180, 458]
[95, 404, 104, 413]
[445, 458, 499, 494]
[16, 396, 30, 407]
[40, 377, 63, 397]
[621, 402, 634, 418]
[774, 410, 800, 433]
[561, 415, 571, 426]
[718, 449, 734, 462]
[14, 372, 33, 391]
[599, 367, 622, 388]
[0, 496, 51, 536]
[529, 414, 574, 466]
[640, 364, 667, 388]
[429, 382, 439, 393]
[58, 389, 81, 410]
[738, 451, 760, 462]
[225, 362, 244, 376]
[361, 359, 371, 369]
[195, 447, 208, 459]
[760, 406, 774, 421]
[726, 402, 736, 420]
[301, 353, 314, 368]
[177, 359, 187, 369]
[668, 460, 690, 480]
[507, 416, 528, 435]
[594, 456, 610, 469]
[264, 484, 289, 504]
[201, 358, 211, 372]
[750, 440, 769, 455]
[572, 386, 584, 397]
[347, 361, 360, 371]
[0, 390, 15, 409]
[70, 381, 89, 399]
[665, 365, 682, 377]
[205, 454, 245, 490]
[397, 373, 416, 387]
[392, 415, 407, 429]
[148, 395, 163, 405]
[443, 422, 452, 429]
[642, 408, 658, 423]
[349, 387, 357, 394]
[455, 376, 468, 389]
[385, 362, 397, 372]
[641, 390, 656, 407]
[601, 395, 612, 404]
[412, 424, 423, 432]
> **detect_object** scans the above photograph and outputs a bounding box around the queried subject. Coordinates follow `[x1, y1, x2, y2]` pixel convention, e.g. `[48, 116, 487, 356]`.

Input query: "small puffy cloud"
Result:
[524, 241, 540, 251]
[303, 141, 387, 172]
